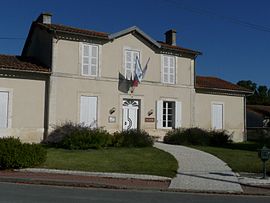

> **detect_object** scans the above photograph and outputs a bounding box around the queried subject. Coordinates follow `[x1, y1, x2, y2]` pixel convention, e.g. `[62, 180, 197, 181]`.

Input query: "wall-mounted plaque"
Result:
[145, 117, 155, 122]
[108, 116, 116, 123]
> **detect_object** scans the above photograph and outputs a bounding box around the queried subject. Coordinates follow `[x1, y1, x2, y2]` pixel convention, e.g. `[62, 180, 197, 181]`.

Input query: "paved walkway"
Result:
[154, 142, 243, 193]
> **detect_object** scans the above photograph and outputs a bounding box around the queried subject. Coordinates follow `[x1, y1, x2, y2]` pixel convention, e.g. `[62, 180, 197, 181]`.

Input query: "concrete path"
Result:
[154, 142, 243, 193]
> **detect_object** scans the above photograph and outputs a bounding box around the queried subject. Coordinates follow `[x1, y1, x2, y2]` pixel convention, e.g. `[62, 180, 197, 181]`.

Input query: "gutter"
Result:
[0, 67, 51, 75]
[196, 87, 254, 95]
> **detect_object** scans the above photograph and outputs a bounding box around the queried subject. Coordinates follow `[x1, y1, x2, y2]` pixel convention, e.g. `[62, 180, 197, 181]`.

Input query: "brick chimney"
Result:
[165, 29, 177, 46]
[36, 12, 52, 24]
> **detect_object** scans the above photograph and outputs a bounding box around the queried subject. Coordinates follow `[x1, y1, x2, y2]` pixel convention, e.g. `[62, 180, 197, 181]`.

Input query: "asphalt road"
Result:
[0, 182, 269, 203]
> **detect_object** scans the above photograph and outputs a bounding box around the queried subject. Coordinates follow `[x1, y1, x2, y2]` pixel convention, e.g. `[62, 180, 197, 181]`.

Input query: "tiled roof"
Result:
[247, 105, 270, 116]
[38, 23, 109, 39]
[158, 41, 201, 55]
[0, 55, 50, 73]
[36, 23, 200, 55]
[196, 76, 253, 93]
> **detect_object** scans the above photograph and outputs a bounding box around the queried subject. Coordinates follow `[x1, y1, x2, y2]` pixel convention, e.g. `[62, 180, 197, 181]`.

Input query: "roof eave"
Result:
[196, 87, 254, 95]
[0, 67, 51, 75]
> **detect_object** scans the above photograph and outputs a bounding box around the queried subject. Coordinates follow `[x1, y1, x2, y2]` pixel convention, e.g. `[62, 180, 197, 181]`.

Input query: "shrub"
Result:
[164, 128, 231, 147]
[43, 122, 88, 146]
[60, 128, 112, 150]
[210, 130, 232, 146]
[44, 122, 112, 149]
[0, 137, 46, 169]
[112, 129, 154, 147]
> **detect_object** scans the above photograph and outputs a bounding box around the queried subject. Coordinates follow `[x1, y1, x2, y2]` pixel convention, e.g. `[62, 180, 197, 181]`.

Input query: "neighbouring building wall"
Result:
[24, 27, 52, 68]
[0, 77, 46, 143]
[195, 93, 245, 142]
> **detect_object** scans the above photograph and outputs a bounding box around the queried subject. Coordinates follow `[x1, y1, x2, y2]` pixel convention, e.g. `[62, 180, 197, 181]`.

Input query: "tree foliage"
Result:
[237, 80, 270, 105]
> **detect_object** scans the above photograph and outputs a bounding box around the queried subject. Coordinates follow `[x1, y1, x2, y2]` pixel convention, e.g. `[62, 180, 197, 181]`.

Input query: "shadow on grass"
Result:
[177, 172, 270, 190]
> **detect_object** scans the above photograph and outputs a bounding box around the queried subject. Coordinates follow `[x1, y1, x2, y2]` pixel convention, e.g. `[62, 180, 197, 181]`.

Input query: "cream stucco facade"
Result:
[0, 75, 47, 143]
[0, 14, 250, 142]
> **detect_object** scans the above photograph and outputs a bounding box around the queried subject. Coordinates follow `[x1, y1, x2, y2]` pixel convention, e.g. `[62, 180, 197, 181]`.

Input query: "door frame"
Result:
[122, 98, 140, 130]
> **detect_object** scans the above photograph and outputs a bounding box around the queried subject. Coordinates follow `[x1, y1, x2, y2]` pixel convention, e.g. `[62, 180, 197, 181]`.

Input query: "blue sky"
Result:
[0, 0, 270, 86]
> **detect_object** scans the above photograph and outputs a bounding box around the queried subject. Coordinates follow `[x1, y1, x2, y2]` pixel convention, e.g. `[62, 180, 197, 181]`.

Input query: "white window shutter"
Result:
[0, 92, 9, 128]
[125, 50, 132, 80]
[82, 44, 90, 75]
[212, 104, 223, 129]
[156, 100, 163, 129]
[169, 57, 175, 84]
[90, 45, 98, 76]
[80, 96, 97, 128]
[163, 56, 169, 83]
[175, 101, 182, 128]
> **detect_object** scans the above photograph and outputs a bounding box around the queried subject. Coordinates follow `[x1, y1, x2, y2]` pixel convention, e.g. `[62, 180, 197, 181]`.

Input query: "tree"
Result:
[237, 80, 257, 91]
[237, 80, 270, 105]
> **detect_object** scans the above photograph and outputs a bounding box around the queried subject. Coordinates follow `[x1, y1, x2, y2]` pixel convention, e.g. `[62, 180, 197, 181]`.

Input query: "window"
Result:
[80, 96, 97, 128]
[163, 101, 175, 128]
[124, 50, 140, 80]
[0, 91, 9, 128]
[82, 44, 99, 76]
[156, 100, 181, 129]
[211, 103, 223, 130]
[162, 55, 175, 84]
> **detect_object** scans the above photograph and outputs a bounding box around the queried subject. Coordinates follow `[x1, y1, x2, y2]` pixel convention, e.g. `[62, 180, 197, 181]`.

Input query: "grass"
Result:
[39, 147, 178, 178]
[192, 143, 270, 174]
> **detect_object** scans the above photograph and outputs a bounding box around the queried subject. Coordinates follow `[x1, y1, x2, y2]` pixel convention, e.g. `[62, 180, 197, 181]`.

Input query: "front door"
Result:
[122, 99, 139, 130]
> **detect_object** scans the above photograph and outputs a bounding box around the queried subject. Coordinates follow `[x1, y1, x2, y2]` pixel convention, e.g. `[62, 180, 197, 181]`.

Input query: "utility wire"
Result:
[0, 37, 25, 40]
[162, 0, 270, 33]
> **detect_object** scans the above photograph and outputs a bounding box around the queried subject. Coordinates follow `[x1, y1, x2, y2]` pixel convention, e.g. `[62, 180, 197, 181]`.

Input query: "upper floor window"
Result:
[82, 43, 99, 76]
[162, 55, 175, 84]
[124, 49, 140, 80]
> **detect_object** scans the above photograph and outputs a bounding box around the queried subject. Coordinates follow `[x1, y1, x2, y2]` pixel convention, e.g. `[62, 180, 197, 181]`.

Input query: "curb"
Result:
[17, 168, 171, 181]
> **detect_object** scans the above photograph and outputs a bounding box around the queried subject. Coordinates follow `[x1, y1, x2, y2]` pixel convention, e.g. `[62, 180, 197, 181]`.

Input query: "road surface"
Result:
[0, 182, 269, 203]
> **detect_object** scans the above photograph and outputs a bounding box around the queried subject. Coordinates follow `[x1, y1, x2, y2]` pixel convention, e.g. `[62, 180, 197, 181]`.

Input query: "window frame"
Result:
[162, 101, 175, 129]
[79, 95, 98, 128]
[162, 55, 176, 84]
[81, 43, 99, 77]
[124, 49, 140, 80]
[211, 102, 224, 130]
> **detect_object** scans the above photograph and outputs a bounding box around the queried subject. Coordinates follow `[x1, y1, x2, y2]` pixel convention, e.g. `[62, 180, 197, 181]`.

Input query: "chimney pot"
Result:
[165, 29, 177, 46]
[36, 12, 52, 24]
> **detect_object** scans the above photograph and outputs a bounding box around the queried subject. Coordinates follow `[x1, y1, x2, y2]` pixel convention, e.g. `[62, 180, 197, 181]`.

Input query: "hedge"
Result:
[0, 137, 46, 169]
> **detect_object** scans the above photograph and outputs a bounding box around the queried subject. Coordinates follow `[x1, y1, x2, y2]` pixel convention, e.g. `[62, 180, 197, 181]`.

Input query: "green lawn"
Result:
[40, 147, 178, 178]
[192, 144, 270, 173]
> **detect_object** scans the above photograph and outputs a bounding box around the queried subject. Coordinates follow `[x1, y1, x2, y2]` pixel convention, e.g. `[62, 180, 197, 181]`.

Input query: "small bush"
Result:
[112, 129, 154, 147]
[44, 122, 112, 149]
[61, 128, 112, 150]
[0, 137, 46, 169]
[210, 130, 232, 146]
[164, 128, 231, 147]
[43, 122, 88, 146]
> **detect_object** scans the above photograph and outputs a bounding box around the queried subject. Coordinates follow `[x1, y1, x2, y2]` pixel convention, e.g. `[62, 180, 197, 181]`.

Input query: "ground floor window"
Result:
[163, 101, 175, 128]
[211, 103, 224, 130]
[80, 96, 97, 128]
[0, 91, 9, 128]
[157, 100, 181, 129]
